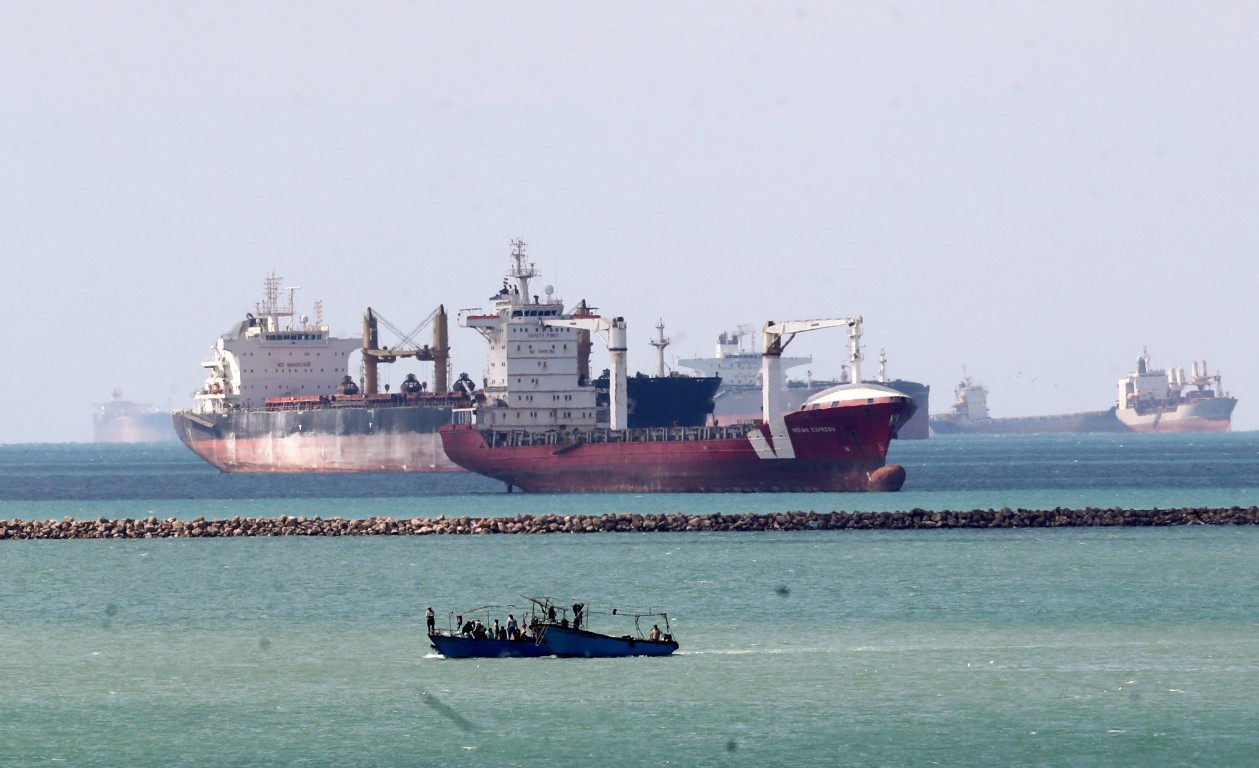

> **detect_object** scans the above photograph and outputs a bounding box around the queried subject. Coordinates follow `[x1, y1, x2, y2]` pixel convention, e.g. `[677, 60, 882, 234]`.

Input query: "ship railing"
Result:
[480, 422, 758, 447]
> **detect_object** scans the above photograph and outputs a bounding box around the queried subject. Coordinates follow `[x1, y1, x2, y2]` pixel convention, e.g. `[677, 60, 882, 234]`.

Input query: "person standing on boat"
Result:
[649, 624, 662, 641]
[506, 614, 518, 640]
[572, 603, 584, 630]
[426, 607, 435, 635]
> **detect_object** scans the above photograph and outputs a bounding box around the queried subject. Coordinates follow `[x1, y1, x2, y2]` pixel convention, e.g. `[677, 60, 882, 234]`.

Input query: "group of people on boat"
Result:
[427, 606, 536, 642]
[426, 599, 679, 658]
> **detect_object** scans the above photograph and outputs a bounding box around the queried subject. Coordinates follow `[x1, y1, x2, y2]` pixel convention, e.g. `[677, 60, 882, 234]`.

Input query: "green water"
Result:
[3, 528, 1257, 766]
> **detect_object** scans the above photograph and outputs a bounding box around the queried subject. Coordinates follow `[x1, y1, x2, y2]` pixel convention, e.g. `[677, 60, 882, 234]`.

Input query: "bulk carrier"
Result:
[171, 275, 469, 472]
[172, 276, 719, 473]
[438, 239, 914, 493]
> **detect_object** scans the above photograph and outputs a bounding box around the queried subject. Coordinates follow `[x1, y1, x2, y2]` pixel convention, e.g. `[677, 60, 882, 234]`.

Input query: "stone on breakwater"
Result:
[2, 507, 1259, 539]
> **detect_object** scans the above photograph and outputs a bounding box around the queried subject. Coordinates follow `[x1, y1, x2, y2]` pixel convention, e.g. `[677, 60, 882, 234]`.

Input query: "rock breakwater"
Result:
[2, 507, 1258, 539]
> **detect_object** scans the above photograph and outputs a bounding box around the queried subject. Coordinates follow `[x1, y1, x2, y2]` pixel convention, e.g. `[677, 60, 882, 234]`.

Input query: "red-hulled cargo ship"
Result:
[438, 239, 914, 493]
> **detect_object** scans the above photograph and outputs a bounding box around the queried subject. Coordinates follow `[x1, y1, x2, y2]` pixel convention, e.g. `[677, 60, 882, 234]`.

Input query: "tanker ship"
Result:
[93, 390, 178, 443]
[438, 239, 913, 493]
[172, 275, 719, 473]
[677, 329, 929, 439]
[1115, 351, 1235, 432]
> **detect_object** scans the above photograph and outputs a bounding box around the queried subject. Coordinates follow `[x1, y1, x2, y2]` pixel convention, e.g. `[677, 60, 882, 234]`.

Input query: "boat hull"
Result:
[172, 374, 724, 473]
[428, 633, 553, 658]
[172, 403, 462, 473]
[539, 625, 678, 657]
[1116, 397, 1236, 433]
[440, 395, 912, 493]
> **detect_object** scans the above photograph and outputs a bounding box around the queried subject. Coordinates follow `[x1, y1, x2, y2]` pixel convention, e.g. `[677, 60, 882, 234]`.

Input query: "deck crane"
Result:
[361, 306, 450, 395]
[761, 317, 863, 422]
[544, 315, 630, 430]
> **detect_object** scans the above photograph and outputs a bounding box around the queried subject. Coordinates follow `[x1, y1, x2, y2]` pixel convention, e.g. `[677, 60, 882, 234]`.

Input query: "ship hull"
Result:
[440, 396, 911, 493]
[172, 404, 461, 473]
[1116, 397, 1236, 433]
[930, 408, 1127, 435]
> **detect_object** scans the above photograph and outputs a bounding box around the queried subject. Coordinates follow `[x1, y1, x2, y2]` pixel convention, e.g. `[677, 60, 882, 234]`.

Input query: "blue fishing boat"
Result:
[528, 597, 679, 658]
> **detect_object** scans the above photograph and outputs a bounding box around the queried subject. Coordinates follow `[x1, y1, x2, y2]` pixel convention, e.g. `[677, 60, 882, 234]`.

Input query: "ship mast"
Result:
[649, 319, 670, 377]
[508, 237, 535, 303]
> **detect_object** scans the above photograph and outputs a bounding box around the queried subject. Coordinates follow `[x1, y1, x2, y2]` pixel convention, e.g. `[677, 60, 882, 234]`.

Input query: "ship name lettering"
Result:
[791, 426, 836, 433]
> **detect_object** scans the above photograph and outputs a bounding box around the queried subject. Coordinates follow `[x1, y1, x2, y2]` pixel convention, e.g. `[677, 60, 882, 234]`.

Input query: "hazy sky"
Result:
[4, 2, 1257, 443]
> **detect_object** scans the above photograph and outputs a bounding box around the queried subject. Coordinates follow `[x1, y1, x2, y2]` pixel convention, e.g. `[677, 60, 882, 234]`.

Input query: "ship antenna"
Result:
[848, 319, 863, 385]
[259, 272, 286, 332]
[280, 285, 300, 329]
[878, 349, 888, 383]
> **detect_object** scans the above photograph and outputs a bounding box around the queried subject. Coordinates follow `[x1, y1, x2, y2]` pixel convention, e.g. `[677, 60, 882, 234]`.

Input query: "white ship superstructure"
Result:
[192, 274, 360, 415]
[457, 239, 603, 431]
[678, 328, 810, 388]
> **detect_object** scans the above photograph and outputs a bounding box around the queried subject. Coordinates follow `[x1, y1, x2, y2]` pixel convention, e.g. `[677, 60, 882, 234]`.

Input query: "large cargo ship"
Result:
[438, 240, 914, 493]
[93, 390, 178, 443]
[1115, 351, 1236, 432]
[677, 329, 930, 439]
[172, 274, 472, 472]
[172, 276, 721, 473]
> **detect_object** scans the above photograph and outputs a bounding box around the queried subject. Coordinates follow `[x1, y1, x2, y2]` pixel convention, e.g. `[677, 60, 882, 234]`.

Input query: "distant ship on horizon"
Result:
[930, 351, 1236, 435]
[92, 389, 178, 443]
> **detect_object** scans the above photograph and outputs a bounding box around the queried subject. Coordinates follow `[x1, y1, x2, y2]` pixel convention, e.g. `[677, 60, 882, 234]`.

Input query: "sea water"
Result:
[1, 433, 1258, 766]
